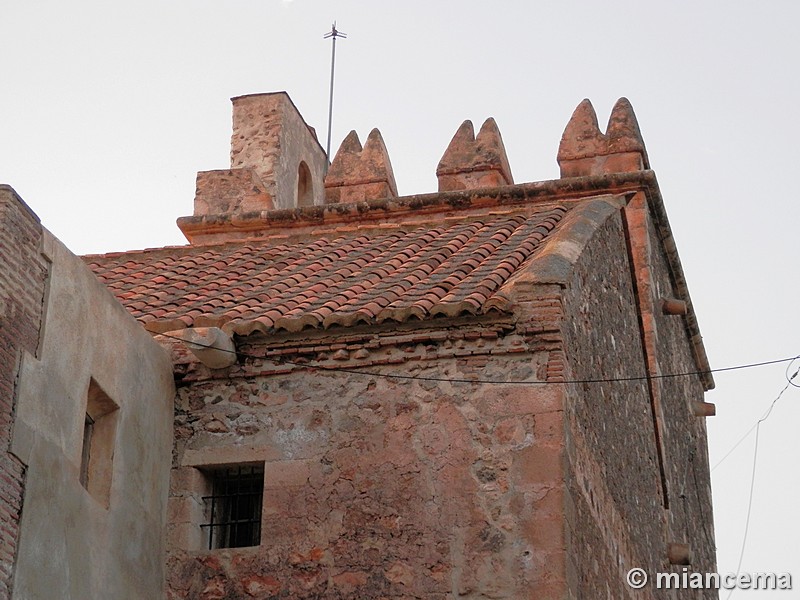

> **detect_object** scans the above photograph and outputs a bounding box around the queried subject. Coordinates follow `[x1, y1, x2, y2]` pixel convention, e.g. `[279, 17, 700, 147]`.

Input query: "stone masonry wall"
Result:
[165, 324, 569, 599]
[560, 204, 716, 599]
[0, 186, 49, 599]
[230, 94, 326, 210]
[561, 208, 663, 598]
[642, 207, 716, 578]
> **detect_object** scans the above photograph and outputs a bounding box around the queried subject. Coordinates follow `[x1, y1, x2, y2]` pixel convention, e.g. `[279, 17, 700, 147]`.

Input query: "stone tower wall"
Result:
[560, 202, 716, 599]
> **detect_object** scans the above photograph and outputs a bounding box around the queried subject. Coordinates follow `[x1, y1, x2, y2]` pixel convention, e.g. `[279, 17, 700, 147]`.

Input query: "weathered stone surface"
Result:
[560, 201, 716, 599]
[606, 97, 647, 155]
[166, 345, 568, 599]
[558, 97, 649, 177]
[3, 94, 718, 600]
[437, 118, 513, 191]
[556, 99, 605, 161]
[178, 93, 330, 244]
[193, 168, 273, 215]
[0, 186, 49, 599]
[229, 93, 327, 210]
[324, 129, 398, 204]
[162, 146, 716, 599]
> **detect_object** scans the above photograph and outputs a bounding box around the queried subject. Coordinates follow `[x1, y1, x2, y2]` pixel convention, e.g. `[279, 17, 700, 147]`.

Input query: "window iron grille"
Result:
[200, 465, 264, 550]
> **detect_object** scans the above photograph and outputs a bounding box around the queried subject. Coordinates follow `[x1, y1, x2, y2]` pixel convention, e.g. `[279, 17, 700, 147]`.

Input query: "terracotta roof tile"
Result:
[84, 206, 569, 334]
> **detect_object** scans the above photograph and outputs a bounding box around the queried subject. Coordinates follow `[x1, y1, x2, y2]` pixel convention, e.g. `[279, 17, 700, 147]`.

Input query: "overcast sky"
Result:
[2, 1, 798, 593]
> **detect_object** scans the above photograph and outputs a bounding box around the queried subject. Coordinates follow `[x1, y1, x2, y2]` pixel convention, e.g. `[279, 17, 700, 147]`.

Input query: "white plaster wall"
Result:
[10, 230, 175, 600]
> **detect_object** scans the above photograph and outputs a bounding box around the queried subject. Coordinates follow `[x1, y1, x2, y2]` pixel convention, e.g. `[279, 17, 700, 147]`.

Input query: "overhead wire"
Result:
[712, 356, 800, 471]
[724, 360, 799, 600]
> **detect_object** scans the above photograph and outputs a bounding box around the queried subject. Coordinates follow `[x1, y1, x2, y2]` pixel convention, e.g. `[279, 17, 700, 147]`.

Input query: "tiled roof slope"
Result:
[85, 205, 568, 336]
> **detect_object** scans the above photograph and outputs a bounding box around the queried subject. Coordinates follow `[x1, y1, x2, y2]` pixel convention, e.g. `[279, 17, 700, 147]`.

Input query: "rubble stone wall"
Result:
[560, 205, 716, 599]
[166, 327, 569, 599]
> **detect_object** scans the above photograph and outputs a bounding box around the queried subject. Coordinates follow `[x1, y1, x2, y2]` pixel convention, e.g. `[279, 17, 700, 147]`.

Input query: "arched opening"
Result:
[296, 161, 313, 207]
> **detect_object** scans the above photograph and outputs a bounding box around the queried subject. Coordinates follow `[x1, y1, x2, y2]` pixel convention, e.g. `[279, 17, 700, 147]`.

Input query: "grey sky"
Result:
[2, 1, 798, 593]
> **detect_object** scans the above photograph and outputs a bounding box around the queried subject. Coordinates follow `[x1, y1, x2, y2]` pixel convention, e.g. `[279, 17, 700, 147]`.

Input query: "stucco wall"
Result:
[9, 226, 175, 599]
[164, 325, 568, 599]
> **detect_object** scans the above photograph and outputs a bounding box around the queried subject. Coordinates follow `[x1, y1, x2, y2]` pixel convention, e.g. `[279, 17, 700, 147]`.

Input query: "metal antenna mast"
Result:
[324, 22, 346, 172]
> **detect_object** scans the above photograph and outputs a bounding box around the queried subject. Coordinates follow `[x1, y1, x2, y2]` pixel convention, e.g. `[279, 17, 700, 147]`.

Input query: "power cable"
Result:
[711, 356, 800, 472]
[724, 361, 799, 600]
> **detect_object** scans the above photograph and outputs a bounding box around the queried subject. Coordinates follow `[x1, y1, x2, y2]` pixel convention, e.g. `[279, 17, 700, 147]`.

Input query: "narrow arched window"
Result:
[296, 161, 313, 207]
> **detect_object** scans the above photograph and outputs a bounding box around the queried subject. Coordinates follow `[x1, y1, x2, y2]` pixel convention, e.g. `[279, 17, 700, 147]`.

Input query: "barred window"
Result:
[201, 465, 264, 550]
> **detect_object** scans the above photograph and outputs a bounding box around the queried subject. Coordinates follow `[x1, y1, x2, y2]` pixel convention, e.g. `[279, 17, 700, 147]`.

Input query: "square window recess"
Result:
[80, 378, 119, 508]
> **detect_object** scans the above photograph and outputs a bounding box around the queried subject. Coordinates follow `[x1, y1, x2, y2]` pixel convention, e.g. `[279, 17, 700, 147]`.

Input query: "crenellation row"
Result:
[182, 92, 648, 245]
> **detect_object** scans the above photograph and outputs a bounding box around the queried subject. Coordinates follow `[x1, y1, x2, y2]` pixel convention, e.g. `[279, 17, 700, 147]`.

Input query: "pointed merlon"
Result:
[324, 129, 398, 204]
[557, 97, 649, 177]
[476, 118, 514, 183]
[437, 120, 476, 173]
[361, 129, 398, 196]
[325, 130, 364, 184]
[557, 99, 605, 162]
[437, 118, 513, 192]
[606, 97, 647, 160]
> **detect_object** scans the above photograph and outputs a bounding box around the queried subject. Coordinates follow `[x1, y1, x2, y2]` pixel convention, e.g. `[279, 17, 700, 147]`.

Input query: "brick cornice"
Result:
[157, 315, 569, 384]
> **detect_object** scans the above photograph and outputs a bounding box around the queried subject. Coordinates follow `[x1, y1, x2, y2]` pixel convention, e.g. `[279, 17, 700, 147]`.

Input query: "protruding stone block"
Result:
[692, 402, 716, 417]
[324, 129, 398, 204]
[558, 98, 649, 178]
[661, 298, 688, 315]
[667, 543, 693, 565]
[193, 168, 273, 216]
[437, 118, 513, 192]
